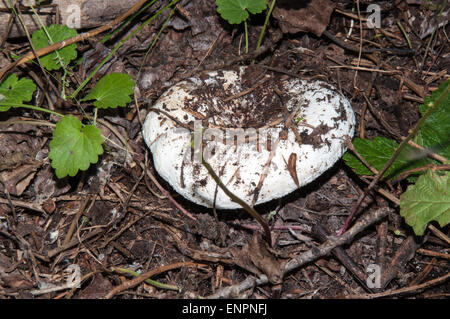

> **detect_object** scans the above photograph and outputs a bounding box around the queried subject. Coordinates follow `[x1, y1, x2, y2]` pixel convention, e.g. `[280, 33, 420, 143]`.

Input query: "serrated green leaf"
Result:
[415, 80, 450, 159]
[31, 24, 78, 71]
[400, 169, 450, 235]
[0, 74, 36, 111]
[81, 73, 135, 109]
[216, 0, 268, 24]
[49, 115, 103, 178]
[343, 136, 433, 178]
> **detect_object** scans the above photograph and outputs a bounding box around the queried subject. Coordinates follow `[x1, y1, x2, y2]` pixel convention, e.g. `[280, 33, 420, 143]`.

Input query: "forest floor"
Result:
[0, 0, 449, 299]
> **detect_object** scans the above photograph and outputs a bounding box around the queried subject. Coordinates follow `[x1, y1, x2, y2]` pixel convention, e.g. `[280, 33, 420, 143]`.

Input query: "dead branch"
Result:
[207, 207, 391, 298]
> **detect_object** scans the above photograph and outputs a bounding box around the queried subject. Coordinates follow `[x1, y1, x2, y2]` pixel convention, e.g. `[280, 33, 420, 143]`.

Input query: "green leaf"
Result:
[81, 73, 135, 109]
[415, 80, 450, 159]
[0, 74, 36, 111]
[216, 0, 268, 24]
[343, 136, 433, 178]
[31, 24, 78, 71]
[49, 115, 103, 178]
[400, 169, 450, 236]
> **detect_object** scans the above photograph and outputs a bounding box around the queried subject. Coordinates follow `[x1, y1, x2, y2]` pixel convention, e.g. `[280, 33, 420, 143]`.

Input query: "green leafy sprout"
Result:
[216, 0, 268, 24]
[215, 0, 276, 54]
[344, 80, 449, 236]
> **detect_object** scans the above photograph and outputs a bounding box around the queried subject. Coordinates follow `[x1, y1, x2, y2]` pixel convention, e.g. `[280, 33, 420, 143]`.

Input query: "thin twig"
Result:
[111, 267, 179, 291]
[63, 195, 93, 246]
[380, 235, 421, 289]
[391, 164, 450, 184]
[322, 30, 413, 55]
[0, 197, 46, 214]
[47, 227, 105, 258]
[0, 179, 16, 221]
[0, 0, 150, 81]
[405, 139, 448, 164]
[0, 0, 18, 48]
[14, 3, 59, 95]
[104, 261, 207, 298]
[251, 137, 280, 206]
[223, 77, 269, 102]
[312, 224, 371, 292]
[362, 92, 401, 140]
[346, 137, 378, 175]
[365, 53, 427, 97]
[428, 224, 450, 246]
[417, 248, 450, 260]
[346, 272, 450, 299]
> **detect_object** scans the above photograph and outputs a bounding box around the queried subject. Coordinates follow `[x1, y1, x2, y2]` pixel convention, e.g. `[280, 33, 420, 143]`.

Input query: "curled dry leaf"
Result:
[285, 152, 300, 188]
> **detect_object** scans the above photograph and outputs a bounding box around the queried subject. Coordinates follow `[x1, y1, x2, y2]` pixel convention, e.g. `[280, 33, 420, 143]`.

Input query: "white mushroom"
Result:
[143, 66, 355, 209]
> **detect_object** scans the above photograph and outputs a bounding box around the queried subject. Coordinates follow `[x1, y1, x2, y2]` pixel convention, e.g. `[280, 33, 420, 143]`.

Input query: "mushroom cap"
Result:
[143, 67, 355, 209]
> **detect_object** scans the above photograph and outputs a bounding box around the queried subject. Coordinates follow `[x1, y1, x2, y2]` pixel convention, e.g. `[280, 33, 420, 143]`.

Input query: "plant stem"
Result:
[93, 107, 98, 126]
[339, 81, 450, 235]
[0, 102, 64, 117]
[244, 20, 249, 54]
[256, 0, 276, 51]
[110, 267, 179, 291]
[0, 119, 55, 127]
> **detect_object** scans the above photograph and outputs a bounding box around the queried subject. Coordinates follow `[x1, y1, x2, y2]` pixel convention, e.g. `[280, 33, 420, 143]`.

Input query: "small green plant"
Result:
[0, 0, 180, 179]
[49, 115, 104, 178]
[31, 24, 78, 71]
[81, 73, 135, 109]
[0, 71, 135, 178]
[0, 21, 136, 179]
[216, 0, 268, 24]
[343, 136, 431, 179]
[215, 0, 275, 53]
[0, 74, 36, 111]
[344, 80, 449, 235]
[400, 169, 449, 235]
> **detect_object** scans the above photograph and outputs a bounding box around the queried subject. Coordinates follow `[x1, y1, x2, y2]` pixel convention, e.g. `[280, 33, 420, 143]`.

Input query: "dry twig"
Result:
[207, 207, 390, 298]
[104, 261, 207, 299]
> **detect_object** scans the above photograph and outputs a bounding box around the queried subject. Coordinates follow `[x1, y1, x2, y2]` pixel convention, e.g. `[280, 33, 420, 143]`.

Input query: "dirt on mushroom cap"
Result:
[142, 66, 355, 209]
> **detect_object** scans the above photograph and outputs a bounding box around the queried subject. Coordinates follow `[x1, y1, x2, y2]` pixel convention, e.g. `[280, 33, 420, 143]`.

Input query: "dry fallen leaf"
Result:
[232, 234, 285, 284]
[286, 152, 300, 188]
[272, 0, 335, 37]
[0, 164, 39, 196]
